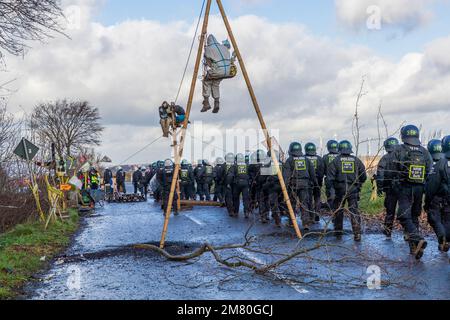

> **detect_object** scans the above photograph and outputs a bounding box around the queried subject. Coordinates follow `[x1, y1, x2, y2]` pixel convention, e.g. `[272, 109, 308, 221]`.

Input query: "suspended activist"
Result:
[201, 35, 237, 114]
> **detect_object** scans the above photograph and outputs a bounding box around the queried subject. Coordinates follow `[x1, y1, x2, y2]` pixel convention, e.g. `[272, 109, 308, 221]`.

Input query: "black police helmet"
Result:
[327, 140, 339, 154]
[305, 143, 317, 156]
[384, 137, 399, 153]
[288, 142, 303, 157]
[339, 140, 353, 155]
[441, 136, 450, 158]
[401, 125, 421, 146]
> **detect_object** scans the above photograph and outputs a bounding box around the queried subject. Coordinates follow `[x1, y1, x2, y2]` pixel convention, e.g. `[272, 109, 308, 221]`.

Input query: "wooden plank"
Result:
[180, 200, 225, 207]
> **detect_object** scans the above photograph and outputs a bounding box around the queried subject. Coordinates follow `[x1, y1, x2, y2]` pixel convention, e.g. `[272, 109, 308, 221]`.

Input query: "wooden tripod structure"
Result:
[160, 0, 302, 248]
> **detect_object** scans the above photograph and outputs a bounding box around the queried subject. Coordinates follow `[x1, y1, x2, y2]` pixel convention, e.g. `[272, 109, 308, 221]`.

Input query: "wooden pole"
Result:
[172, 124, 181, 212]
[160, 0, 213, 249]
[215, 0, 302, 239]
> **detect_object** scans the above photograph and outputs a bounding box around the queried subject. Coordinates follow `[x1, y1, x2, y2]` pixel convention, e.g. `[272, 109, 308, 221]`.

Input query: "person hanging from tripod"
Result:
[201, 35, 237, 114]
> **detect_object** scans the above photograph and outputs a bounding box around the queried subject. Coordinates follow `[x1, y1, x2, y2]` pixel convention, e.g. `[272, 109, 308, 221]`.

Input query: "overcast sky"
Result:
[2, 0, 450, 165]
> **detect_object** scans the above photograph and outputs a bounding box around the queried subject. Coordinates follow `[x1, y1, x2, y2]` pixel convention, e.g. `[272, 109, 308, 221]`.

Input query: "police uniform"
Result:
[327, 146, 367, 238]
[263, 159, 284, 226]
[248, 162, 261, 212]
[223, 162, 236, 216]
[393, 145, 432, 240]
[154, 162, 165, 202]
[198, 163, 214, 201]
[306, 153, 325, 220]
[213, 163, 226, 203]
[194, 163, 204, 200]
[425, 139, 450, 252]
[283, 154, 318, 228]
[323, 152, 339, 210]
[232, 162, 251, 218]
[158, 163, 178, 214]
[180, 164, 195, 200]
[375, 139, 400, 236]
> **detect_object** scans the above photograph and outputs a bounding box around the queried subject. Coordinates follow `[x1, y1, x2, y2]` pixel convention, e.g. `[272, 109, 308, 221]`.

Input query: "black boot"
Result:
[438, 237, 449, 252]
[413, 240, 428, 260]
[212, 99, 220, 114]
[201, 99, 211, 113]
[383, 225, 392, 238]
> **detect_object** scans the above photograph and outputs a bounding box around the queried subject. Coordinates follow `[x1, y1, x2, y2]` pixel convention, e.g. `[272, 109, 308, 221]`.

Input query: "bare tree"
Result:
[0, 104, 19, 164]
[376, 101, 389, 152]
[0, 0, 65, 59]
[352, 76, 367, 157]
[30, 100, 104, 158]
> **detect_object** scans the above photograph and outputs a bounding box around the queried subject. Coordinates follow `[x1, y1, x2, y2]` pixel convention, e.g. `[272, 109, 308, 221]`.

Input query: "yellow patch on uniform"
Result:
[295, 159, 307, 171]
[238, 165, 247, 174]
[408, 165, 425, 182]
[342, 161, 355, 174]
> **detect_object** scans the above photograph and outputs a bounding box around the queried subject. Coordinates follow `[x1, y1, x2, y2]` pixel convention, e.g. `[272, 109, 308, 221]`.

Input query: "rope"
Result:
[120, 135, 164, 165]
[174, 0, 207, 104]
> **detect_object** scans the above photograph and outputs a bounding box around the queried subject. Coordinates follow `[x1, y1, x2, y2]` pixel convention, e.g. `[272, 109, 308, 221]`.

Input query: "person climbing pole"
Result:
[159, 101, 187, 138]
[201, 35, 237, 114]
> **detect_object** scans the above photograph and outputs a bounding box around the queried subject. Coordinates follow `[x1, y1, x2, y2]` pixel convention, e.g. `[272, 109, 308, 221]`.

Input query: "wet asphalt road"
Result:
[25, 189, 449, 300]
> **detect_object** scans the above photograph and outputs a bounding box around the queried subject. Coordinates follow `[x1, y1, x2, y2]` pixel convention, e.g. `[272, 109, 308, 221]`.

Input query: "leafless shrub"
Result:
[0, 0, 65, 59]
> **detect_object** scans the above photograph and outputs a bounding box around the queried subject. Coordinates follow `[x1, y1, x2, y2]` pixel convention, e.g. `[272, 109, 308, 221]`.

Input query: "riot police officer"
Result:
[223, 153, 236, 216]
[263, 150, 284, 227]
[194, 160, 204, 200]
[233, 153, 251, 218]
[255, 150, 271, 223]
[375, 137, 400, 237]
[305, 143, 325, 222]
[248, 151, 260, 212]
[180, 160, 195, 200]
[213, 158, 226, 203]
[154, 161, 165, 203]
[327, 140, 367, 241]
[392, 125, 433, 259]
[189, 162, 196, 200]
[428, 139, 444, 163]
[323, 140, 340, 210]
[158, 159, 178, 215]
[283, 142, 318, 230]
[425, 138, 449, 253]
[200, 160, 214, 201]
[249, 150, 269, 221]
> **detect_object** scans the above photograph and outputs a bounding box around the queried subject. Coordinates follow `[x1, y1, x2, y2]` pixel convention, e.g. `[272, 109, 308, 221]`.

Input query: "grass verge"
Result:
[359, 180, 385, 216]
[0, 209, 79, 300]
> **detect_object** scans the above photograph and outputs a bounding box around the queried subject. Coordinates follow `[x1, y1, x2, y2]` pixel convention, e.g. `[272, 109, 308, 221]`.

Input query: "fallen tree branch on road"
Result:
[133, 239, 328, 275]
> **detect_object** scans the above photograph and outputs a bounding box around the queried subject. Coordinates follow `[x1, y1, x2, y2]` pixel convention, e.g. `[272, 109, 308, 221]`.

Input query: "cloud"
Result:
[1, 1, 449, 164]
[335, 0, 439, 32]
